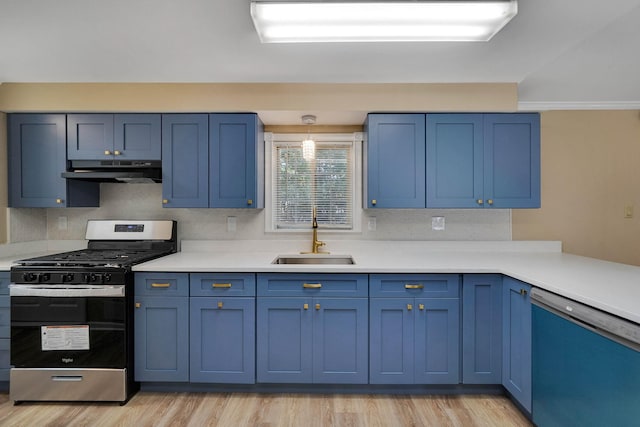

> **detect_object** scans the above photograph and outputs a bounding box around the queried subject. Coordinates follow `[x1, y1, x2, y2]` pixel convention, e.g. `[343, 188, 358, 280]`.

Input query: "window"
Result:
[265, 133, 361, 232]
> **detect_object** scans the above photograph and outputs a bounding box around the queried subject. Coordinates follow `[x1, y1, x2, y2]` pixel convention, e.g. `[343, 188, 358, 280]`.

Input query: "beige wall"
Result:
[0, 83, 517, 117]
[512, 110, 640, 265]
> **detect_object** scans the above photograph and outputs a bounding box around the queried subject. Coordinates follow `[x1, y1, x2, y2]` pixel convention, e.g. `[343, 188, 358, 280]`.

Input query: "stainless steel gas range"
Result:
[9, 220, 177, 404]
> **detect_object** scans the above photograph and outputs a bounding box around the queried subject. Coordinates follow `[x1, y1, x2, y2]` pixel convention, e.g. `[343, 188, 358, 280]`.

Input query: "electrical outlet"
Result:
[368, 217, 377, 231]
[57, 216, 68, 231]
[624, 205, 634, 218]
[227, 216, 237, 232]
[432, 216, 445, 231]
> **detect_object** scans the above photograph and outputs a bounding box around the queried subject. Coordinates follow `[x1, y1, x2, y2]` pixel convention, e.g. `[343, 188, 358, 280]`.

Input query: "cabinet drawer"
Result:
[257, 274, 368, 298]
[135, 273, 189, 297]
[370, 274, 460, 298]
[190, 273, 256, 297]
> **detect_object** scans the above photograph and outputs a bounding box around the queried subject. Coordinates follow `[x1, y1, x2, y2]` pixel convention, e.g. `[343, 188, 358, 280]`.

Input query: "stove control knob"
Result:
[22, 272, 36, 282]
[39, 273, 50, 282]
[89, 273, 102, 284]
[103, 273, 112, 283]
[62, 273, 75, 283]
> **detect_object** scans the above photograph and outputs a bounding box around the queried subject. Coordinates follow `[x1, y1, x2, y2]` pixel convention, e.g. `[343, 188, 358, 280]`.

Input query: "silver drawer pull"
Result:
[52, 376, 83, 382]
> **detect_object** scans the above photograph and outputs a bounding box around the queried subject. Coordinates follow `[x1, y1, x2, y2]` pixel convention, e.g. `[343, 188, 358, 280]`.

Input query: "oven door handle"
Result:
[9, 284, 125, 298]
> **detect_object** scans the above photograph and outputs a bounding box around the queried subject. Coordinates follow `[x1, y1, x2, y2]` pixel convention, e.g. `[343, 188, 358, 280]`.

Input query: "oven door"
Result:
[10, 285, 127, 369]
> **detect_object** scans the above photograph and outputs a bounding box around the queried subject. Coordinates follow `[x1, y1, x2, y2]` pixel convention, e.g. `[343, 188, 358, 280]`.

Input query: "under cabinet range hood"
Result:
[62, 160, 162, 183]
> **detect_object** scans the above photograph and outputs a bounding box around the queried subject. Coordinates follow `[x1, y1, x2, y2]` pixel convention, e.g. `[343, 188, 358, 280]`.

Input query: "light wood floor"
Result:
[0, 392, 532, 427]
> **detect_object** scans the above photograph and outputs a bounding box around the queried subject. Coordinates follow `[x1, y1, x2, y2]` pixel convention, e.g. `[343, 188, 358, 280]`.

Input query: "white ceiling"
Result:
[2, 0, 640, 118]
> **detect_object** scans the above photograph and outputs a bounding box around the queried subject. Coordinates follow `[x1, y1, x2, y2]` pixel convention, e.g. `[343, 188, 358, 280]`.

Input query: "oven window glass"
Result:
[11, 296, 126, 368]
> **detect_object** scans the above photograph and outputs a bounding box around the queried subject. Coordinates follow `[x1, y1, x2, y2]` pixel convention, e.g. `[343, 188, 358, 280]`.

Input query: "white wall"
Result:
[7, 183, 514, 243]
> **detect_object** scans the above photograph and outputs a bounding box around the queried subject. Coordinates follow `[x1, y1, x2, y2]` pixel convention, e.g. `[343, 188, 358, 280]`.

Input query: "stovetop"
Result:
[10, 220, 177, 285]
[16, 248, 173, 268]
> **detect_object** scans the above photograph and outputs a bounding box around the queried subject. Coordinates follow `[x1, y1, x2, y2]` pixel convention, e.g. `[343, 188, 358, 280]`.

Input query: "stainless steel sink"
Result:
[272, 254, 355, 265]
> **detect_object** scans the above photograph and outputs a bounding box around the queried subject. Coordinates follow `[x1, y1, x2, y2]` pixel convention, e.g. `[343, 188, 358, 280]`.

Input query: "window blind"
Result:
[273, 141, 353, 230]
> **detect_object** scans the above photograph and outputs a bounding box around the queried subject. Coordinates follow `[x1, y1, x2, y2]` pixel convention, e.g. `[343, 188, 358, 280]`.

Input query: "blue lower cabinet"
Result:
[134, 296, 189, 382]
[312, 298, 368, 384]
[370, 297, 460, 384]
[257, 298, 313, 383]
[0, 339, 9, 382]
[257, 297, 368, 384]
[190, 297, 255, 384]
[0, 272, 10, 382]
[503, 277, 532, 413]
[462, 274, 503, 384]
[415, 298, 460, 384]
[369, 298, 414, 384]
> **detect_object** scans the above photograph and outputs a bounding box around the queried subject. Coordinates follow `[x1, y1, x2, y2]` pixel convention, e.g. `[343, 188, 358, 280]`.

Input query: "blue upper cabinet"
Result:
[67, 114, 113, 160]
[209, 113, 264, 208]
[114, 114, 162, 160]
[367, 112, 539, 209]
[161, 113, 264, 208]
[426, 114, 484, 208]
[67, 113, 161, 161]
[8, 114, 99, 208]
[426, 113, 540, 208]
[161, 114, 209, 208]
[365, 114, 426, 208]
[484, 114, 540, 208]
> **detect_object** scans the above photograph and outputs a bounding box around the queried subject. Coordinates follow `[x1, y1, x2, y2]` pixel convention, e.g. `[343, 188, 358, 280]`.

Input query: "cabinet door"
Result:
[8, 114, 99, 208]
[484, 114, 541, 208]
[0, 338, 8, 382]
[161, 114, 209, 207]
[256, 298, 313, 383]
[414, 298, 460, 384]
[313, 298, 368, 384]
[365, 114, 425, 208]
[190, 297, 255, 384]
[503, 277, 532, 413]
[114, 114, 161, 160]
[0, 295, 8, 339]
[0, 274, 8, 340]
[462, 274, 502, 384]
[209, 113, 264, 208]
[67, 114, 114, 160]
[369, 298, 414, 384]
[0, 273, 8, 382]
[426, 114, 484, 208]
[134, 296, 189, 382]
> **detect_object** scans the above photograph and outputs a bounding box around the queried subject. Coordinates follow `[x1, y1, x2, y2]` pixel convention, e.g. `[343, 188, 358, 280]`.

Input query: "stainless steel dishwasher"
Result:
[531, 288, 640, 427]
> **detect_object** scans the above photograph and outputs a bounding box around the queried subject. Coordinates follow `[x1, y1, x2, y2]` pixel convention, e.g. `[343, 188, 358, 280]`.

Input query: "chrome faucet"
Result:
[303, 206, 328, 254]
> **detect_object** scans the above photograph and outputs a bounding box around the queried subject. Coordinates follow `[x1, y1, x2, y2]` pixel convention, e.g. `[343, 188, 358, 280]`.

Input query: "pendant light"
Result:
[301, 115, 316, 161]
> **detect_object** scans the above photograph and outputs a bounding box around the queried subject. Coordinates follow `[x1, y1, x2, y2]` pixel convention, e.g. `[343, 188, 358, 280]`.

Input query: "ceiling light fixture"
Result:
[250, 0, 517, 43]
[301, 115, 316, 161]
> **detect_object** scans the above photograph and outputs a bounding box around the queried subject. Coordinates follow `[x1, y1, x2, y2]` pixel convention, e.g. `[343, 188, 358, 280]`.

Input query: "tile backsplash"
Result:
[9, 183, 511, 243]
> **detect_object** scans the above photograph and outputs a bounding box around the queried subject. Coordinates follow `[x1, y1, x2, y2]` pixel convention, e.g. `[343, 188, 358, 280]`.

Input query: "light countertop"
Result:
[133, 240, 640, 324]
